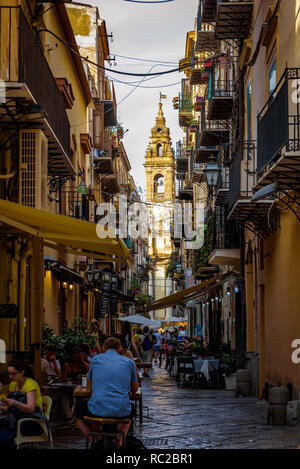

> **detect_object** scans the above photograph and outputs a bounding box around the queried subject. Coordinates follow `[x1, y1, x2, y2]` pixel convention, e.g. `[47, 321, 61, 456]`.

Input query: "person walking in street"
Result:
[120, 321, 141, 361]
[140, 326, 156, 377]
[153, 329, 162, 365]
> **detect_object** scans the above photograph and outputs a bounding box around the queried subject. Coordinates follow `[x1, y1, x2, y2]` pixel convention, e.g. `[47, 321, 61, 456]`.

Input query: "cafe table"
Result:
[173, 358, 220, 381]
[73, 386, 144, 425]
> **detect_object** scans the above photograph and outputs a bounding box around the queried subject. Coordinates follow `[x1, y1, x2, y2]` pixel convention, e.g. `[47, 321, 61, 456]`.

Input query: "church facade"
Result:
[144, 103, 176, 320]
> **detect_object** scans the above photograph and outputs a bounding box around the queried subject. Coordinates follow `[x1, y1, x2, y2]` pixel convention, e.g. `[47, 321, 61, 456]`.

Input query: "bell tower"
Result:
[144, 102, 175, 320]
[144, 102, 175, 203]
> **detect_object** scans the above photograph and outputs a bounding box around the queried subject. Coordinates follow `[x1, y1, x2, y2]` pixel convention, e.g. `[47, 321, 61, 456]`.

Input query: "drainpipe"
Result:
[18, 242, 32, 351]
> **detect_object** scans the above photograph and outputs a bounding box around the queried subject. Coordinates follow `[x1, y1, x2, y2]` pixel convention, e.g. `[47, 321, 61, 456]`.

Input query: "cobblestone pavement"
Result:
[48, 362, 300, 450]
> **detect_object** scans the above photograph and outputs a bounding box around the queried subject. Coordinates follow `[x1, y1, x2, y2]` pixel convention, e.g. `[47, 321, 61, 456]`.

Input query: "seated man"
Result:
[75, 337, 138, 445]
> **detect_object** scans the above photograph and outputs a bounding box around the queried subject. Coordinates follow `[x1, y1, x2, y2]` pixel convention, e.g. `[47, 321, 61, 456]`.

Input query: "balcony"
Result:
[256, 68, 300, 192]
[0, 7, 74, 176]
[93, 129, 114, 175]
[178, 93, 193, 126]
[196, 5, 220, 53]
[101, 173, 120, 198]
[59, 191, 90, 221]
[201, 0, 218, 23]
[177, 186, 193, 201]
[175, 141, 191, 174]
[208, 205, 240, 266]
[191, 163, 205, 185]
[215, 162, 230, 205]
[214, 0, 254, 40]
[227, 142, 279, 237]
[207, 79, 234, 120]
[190, 59, 211, 86]
[200, 104, 230, 146]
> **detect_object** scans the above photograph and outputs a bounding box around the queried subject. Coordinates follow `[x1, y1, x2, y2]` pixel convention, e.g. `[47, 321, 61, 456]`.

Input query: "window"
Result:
[157, 143, 162, 156]
[154, 174, 164, 194]
[268, 54, 277, 97]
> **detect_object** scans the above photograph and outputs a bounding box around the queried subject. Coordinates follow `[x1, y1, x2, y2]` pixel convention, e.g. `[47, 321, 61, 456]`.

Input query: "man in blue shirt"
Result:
[75, 337, 138, 443]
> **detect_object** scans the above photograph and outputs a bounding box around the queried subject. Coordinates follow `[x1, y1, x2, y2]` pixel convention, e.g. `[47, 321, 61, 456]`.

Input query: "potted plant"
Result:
[222, 353, 237, 390]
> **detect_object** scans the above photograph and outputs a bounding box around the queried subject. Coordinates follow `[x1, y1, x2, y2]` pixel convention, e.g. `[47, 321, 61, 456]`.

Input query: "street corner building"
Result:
[0, 0, 147, 380]
[161, 0, 300, 400]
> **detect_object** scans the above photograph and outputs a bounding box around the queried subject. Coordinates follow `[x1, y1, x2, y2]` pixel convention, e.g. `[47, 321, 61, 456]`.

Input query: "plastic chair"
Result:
[14, 396, 53, 449]
[83, 416, 131, 449]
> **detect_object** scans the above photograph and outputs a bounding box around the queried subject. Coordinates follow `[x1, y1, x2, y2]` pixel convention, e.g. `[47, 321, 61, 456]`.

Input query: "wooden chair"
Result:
[176, 357, 197, 389]
[14, 396, 53, 449]
[132, 388, 143, 425]
[83, 416, 131, 449]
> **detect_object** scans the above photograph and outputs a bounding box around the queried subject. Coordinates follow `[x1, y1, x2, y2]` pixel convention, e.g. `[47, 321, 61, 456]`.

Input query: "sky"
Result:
[88, 0, 198, 195]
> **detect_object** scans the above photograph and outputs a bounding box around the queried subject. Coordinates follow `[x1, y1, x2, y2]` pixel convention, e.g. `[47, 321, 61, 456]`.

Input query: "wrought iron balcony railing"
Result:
[200, 102, 230, 147]
[58, 191, 90, 222]
[178, 93, 193, 126]
[196, 2, 220, 53]
[207, 78, 234, 120]
[0, 7, 71, 173]
[228, 141, 256, 211]
[257, 67, 300, 186]
[215, 0, 254, 40]
[200, 0, 218, 24]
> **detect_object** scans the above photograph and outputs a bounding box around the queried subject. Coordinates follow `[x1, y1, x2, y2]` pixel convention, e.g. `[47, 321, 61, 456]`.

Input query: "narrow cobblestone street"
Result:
[49, 361, 300, 450]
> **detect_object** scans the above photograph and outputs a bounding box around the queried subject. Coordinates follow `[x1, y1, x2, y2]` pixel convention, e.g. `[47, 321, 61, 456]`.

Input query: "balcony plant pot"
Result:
[200, 70, 210, 82]
[204, 59, 213, 69]
[224, 373, 236, 391]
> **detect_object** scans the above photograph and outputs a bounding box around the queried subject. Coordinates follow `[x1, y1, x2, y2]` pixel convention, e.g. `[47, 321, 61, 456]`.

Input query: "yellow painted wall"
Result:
[263, 209, 300, 392]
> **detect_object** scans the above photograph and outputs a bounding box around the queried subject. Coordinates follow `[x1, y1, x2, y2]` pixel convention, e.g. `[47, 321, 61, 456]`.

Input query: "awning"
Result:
[146, 277, 217, 312]
[0, 199, 134, 270]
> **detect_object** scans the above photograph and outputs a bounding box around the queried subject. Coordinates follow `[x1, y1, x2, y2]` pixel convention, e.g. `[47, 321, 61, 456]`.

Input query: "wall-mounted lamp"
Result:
[86, 268, 94, 283]
[204, 155, 221, 188]
[234, 283, 240, 294]
[226, 287, 231, 297]
[68, 283, 74, 292]
[62, 281, 68, 289]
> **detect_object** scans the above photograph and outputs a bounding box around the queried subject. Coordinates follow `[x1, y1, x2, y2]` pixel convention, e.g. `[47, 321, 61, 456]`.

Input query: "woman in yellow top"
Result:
[0, 359, 43, 448]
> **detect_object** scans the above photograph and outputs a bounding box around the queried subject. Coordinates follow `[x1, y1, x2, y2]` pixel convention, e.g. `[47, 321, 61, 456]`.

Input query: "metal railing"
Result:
[214, 205, 240, 250]
[228, 141, 256, 210]
[209, 79, 234, 100]
[178, 93, 193, 113]
[257, 67, 300, 174]
[15, 7, 70, 158]
[58, 191, 90, 221]
[200, 103, 229, 132]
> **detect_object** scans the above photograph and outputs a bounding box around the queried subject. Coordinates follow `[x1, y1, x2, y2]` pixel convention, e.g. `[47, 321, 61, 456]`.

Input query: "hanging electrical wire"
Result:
[113, 53, 177, 65]
[38, 28, 189, 77]
[123, 0, 176, 3]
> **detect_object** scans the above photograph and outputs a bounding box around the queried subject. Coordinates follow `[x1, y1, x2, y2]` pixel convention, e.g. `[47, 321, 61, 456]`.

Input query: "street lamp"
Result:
[204, 155, 221, 188]
[93, 269, 101, 282]
[86, 268, 94, 283]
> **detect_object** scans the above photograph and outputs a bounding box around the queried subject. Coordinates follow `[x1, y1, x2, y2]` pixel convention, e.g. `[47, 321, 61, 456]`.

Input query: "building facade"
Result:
[144, 103, 175, 320]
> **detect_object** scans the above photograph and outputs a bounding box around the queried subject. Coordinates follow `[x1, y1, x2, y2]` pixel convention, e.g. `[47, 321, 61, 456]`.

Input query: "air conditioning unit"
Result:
[19, 130, 48, 210]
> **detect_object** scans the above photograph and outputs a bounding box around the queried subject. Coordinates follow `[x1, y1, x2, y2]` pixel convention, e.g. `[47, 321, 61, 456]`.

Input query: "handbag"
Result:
[7, 391, 45, 431]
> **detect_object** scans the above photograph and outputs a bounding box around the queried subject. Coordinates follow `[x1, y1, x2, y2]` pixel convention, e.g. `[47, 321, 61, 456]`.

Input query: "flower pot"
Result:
[195, 96, 204, 103]
[200, 71, 210, 82]
[224, 373, 236, 391]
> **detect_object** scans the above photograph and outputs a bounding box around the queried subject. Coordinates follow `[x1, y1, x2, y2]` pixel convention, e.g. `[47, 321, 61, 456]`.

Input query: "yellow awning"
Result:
[0, 199, 135, 270]
[146, 277, 217, 312]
